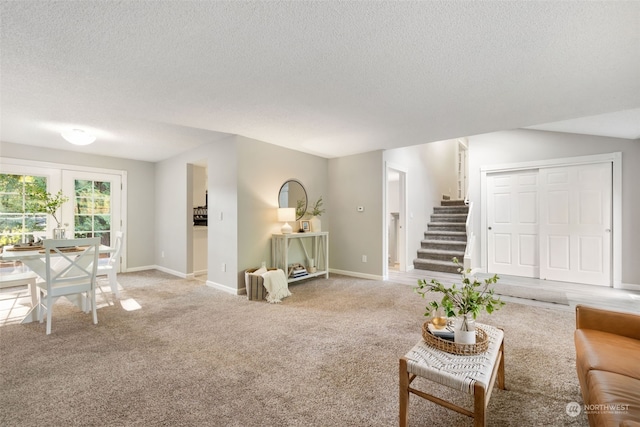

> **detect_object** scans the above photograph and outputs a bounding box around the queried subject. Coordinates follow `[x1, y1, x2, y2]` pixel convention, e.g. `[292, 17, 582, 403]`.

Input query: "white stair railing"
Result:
[463, 201, 474, 270]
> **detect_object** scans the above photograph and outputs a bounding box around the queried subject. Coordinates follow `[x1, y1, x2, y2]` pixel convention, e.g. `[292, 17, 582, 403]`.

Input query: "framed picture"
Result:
[300, 220, 310, 232]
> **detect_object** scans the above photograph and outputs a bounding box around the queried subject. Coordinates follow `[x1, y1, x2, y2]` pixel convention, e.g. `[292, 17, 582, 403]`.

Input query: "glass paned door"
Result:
[62, 171, 121, 248]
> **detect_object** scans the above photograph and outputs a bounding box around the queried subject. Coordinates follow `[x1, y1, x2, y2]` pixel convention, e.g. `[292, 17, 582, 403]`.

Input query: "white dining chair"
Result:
[37, 237, 100, 335]
[97, 231, 123, 298]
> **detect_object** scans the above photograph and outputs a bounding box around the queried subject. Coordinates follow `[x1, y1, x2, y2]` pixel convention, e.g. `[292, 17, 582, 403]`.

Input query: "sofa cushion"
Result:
[586, 370, 640, 427]
[575, 329, 640, 380]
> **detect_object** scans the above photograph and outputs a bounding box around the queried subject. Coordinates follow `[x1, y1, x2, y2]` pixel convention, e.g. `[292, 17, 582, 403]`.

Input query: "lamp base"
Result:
[281, 222, 293, 234]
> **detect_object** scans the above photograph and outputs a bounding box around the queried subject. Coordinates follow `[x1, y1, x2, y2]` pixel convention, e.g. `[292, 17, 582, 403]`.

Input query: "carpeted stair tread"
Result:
[413, 258, 460, 273]
[434, 206, 469, 214]
[421, 239, 466, 247]
[440, 199, 466, 206]
[417, 248, 465, 256]
[431, 214, 468, 222]
[424, 231, 467, 242]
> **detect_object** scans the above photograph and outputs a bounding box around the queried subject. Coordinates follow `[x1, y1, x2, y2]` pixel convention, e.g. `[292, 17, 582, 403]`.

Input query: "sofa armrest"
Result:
[576, 305, 640, 341]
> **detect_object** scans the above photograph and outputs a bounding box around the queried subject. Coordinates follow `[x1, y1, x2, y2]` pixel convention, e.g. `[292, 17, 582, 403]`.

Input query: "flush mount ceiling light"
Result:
[61, 129, 96, 145]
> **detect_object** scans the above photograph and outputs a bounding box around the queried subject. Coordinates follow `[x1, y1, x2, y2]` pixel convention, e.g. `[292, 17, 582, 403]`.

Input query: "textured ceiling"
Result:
[1, 1, 638, 162]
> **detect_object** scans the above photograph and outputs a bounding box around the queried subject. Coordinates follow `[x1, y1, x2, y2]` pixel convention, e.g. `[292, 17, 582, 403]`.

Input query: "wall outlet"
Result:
[362, 255, 367, 263]
[221, 263, 226, 272]
[161, 251, 165, 258]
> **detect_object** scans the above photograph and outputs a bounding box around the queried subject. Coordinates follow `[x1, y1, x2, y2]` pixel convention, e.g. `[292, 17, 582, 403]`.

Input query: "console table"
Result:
[271, 232, 329, 283]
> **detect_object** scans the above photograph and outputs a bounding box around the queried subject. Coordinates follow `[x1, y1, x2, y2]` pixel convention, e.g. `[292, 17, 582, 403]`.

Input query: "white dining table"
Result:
[1, 244, 114, 323]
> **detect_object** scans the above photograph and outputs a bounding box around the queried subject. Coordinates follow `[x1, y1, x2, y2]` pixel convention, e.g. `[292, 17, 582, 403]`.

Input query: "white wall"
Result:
[155, 136, 238, 289]
[0, 141, 155, 269]
[468, 129, 640, 285]
[154, 135, 329, 292]
[383, 140, 459, 271]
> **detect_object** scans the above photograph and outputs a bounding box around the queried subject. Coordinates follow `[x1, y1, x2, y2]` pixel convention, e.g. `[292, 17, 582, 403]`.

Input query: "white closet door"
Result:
[539, 163, 611, 286]
[487, 170, 539, 277]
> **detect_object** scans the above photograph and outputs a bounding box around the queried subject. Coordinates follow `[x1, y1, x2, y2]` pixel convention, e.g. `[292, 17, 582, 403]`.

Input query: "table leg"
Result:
[473, 383, 486, 427]
[399, 358, 409, 427]
[497, 339, 506, 390]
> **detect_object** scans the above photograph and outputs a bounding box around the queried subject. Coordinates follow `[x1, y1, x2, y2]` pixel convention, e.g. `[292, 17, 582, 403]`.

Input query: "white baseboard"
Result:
[619, 282, 640, 292]
[206, 280, 243, 295]
[124, 265, 157, 273]
[329, 268, 383, 281]
[151, 265, 189, 279]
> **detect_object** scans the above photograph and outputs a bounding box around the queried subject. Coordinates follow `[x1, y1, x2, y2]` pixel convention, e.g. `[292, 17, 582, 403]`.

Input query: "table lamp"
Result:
[277, 208, 296, 234]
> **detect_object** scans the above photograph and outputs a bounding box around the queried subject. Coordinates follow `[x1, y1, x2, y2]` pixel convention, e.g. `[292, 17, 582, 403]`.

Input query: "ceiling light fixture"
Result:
[61, 129, 96, 145]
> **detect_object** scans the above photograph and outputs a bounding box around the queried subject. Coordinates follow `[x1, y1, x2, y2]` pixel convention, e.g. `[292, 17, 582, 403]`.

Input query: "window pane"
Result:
[76, 197, 93, 214]
[0, 194, 23, 213]
[94, 215, 111, 231]
[75, 215, 93, 231]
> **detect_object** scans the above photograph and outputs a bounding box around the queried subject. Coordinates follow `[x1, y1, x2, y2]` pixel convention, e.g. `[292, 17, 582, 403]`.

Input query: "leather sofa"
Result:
[574, 305, 640, 427]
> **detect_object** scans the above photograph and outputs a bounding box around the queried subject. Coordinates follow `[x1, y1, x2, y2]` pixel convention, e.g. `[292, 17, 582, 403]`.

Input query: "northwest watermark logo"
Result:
[566, 402, 581, 417]
[567, 401, 630, 417]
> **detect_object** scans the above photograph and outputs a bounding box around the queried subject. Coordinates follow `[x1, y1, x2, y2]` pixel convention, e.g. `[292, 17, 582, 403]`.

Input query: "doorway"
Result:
[187, 161, 208, 278]
[386, 164, 407, 276]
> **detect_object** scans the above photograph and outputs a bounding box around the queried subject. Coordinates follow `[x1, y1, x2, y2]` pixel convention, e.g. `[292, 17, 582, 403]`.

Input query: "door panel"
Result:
[539, 163, 611, 286]
[487, 170, 539, 277]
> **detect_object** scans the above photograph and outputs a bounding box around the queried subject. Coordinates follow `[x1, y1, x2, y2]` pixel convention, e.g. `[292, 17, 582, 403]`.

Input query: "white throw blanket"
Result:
[261, 269, 291, 303]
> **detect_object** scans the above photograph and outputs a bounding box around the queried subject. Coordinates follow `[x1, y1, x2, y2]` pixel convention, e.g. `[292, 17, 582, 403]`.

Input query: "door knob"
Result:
[488, 226, 492, 230]
[605, 228, 611, 232]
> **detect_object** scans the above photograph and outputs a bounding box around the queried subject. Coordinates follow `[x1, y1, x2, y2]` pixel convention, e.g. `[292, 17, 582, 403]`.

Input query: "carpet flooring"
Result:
[0, 271, 588, 426]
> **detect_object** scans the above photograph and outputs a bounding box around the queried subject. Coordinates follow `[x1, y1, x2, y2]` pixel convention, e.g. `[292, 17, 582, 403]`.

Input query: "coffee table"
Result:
[399, 323, 505, 427]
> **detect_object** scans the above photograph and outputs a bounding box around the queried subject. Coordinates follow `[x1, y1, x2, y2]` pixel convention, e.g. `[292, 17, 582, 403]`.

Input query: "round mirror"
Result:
[278, 179, 307, 220]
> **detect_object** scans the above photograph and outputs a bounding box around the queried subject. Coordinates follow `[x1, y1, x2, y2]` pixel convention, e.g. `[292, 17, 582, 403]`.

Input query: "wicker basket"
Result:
[244, 267, 277, 301]
[421, 320, 489, 355]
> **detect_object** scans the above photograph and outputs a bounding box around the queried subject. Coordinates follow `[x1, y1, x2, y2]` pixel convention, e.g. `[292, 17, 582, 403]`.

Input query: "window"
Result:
[0, 173, 48, 247]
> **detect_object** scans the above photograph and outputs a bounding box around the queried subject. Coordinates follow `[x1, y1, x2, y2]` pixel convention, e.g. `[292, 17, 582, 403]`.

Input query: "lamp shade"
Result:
[277, 208, 296, 222]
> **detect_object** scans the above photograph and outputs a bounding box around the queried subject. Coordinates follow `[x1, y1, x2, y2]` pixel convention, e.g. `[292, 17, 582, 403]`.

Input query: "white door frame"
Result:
[384, 162, 408, 279]
[480, 152, 621, 287]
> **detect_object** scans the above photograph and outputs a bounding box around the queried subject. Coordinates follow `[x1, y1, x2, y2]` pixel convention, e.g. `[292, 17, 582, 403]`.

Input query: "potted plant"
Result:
[26, 186, 69, 238]
[308, 196, 325, 232]
[415, 258, 505, 344]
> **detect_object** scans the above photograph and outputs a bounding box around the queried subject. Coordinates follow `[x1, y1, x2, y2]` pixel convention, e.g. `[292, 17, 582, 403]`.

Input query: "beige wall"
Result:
[236, 135, 329, 285]
[328, 150, 384, 278]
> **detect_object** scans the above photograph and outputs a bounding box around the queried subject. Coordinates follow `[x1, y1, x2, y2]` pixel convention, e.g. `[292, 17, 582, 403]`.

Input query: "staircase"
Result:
[414, 200, 468, 274]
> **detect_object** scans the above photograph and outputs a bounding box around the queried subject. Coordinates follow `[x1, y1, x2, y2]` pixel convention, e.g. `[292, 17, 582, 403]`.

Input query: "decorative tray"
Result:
[8, 244, 44, 251]
[421, 320, 489, 355]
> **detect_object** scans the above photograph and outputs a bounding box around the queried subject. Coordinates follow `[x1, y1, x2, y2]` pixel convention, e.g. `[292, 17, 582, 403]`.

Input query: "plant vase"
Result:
[309, 216, 321, 232]
[53, 224, 66, 239]
[454, 313, 476, 344]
